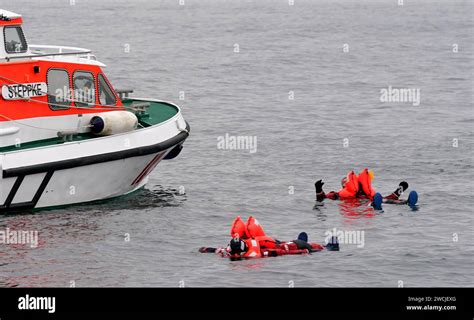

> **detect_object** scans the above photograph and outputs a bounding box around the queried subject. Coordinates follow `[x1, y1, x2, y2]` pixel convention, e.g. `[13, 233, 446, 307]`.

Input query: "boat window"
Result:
[4, 26, 28, 53]
[47, 69, 71, 110]
[98, 74, 116, 106]
[73, 71, 95, 108]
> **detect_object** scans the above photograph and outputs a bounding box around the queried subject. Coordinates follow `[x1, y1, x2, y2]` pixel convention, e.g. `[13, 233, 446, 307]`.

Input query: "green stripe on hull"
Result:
[5, 184, 147, 215]
[122, 99, 179, 127]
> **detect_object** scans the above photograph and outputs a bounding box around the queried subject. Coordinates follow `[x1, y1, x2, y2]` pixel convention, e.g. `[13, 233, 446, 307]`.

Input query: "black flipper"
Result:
[325, 236, 340, 251]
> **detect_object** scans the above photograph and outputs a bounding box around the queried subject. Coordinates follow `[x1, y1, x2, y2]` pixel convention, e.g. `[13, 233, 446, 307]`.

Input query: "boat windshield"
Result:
[4, 26, 28, 53]
[73, 71, 95, 107]
[98, 74, 116, 106]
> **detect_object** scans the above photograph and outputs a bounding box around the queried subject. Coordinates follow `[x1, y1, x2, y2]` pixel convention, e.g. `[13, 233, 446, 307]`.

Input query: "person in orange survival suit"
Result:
[230, 216, 280, 250]
[315, 168, 377, 202]
[199, 217, 339, 260]
[314, 168, 408, 202]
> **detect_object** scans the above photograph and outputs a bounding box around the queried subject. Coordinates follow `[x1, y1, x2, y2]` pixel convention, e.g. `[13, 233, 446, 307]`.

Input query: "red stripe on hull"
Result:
[131, 152, 165, 186]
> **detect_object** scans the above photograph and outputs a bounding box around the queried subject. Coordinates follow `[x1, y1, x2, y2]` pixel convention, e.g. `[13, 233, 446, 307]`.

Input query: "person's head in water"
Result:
[228, 234, 247, 256]
[341, 177, 347, 188]
[297, 232, 308, 242]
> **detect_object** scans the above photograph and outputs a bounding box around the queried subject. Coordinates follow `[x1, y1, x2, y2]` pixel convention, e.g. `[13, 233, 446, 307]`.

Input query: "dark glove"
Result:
[315, 179, 324, 193]
[394, 181, 409, 197]
[399, 181, 409, 191]
[269, 250, 278, 257]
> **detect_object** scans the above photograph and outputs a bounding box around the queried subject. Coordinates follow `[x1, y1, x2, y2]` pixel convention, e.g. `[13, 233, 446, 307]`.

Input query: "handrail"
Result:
[1, 44, 95, 61]
[29, 44, 91, 54]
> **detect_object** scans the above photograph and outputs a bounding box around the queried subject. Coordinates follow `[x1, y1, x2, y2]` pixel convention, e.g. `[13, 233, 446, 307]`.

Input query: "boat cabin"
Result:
[0, 10, 125, 148]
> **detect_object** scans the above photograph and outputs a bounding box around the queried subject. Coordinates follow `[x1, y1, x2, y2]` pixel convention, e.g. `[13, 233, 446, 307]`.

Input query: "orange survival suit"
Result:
[229, 216, 324, 258]
[324, 168, 376, 200]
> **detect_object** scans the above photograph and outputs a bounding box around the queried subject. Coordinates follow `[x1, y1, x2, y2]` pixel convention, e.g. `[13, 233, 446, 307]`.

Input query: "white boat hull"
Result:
[24, 152, 160, 209]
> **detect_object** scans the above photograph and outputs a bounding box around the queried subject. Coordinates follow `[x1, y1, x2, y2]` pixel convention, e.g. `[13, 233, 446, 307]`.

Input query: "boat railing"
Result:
[2, 45, 97, 61]
[116, 88, 134, 100]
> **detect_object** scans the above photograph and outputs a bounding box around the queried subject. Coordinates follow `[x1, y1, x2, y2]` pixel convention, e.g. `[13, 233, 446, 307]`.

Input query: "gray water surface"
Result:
[0, 0, 473, 287]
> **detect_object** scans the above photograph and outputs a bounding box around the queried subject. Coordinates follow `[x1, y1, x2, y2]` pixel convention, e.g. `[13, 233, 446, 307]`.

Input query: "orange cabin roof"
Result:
[0, 9, 23, 26]
[0, 17, 22, 26]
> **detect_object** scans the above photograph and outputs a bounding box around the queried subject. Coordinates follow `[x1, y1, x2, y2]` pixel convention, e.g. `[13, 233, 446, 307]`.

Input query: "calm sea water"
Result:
[0, 0, 473, 287]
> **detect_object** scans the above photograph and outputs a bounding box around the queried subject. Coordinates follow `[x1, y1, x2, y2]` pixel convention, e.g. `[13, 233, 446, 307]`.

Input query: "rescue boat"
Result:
[0, 10, 190, 212]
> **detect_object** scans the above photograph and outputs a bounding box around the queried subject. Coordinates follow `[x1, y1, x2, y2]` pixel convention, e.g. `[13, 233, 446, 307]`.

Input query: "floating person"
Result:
[199, 216, 339, 260]
[315, 168, 418, 210]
